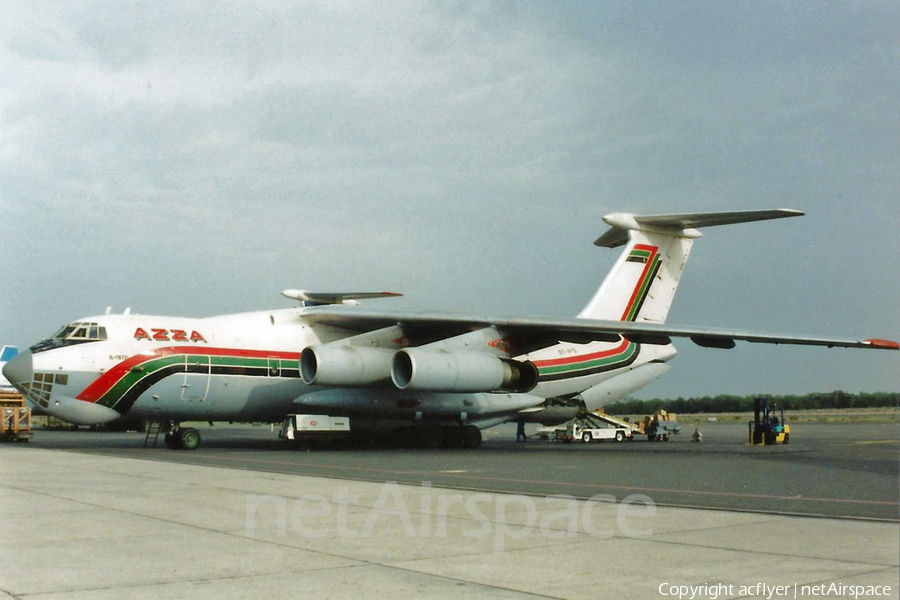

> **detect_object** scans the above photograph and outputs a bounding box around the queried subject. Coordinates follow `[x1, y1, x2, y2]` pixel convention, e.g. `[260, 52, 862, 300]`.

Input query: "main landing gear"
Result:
[439, 425, 482, 449]
[144, 420, 201, 450]
[368, 424, 483, 449]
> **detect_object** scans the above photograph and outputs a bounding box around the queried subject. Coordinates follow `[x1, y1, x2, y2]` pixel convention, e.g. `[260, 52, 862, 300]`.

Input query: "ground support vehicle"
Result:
[557, 412, 635, 443]
[749, 397, 790, 444]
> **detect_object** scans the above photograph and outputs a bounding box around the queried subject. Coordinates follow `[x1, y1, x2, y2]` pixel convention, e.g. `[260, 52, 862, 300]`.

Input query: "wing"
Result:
[282, 290, 402, 305]
[300, 305, 900, 352]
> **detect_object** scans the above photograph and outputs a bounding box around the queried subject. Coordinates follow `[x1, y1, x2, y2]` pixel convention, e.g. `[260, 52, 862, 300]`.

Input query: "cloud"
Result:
[1, 1, 897, 395]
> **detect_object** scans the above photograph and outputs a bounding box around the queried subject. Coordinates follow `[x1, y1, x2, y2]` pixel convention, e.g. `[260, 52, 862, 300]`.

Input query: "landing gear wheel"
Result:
[414, 427, 442, 449]
[615, 431, 625, 442]
[164, 432, 178, 449]
[461, 426, 482, 449]
[582, 432, 592, 443]
[177, 427, 201, 450]
[442, 427, 463, 448]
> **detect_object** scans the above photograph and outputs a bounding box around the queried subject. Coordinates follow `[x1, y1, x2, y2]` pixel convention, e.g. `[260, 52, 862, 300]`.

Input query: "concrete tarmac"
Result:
[23, 421, 900, 520]
[1, 445, 898, 599]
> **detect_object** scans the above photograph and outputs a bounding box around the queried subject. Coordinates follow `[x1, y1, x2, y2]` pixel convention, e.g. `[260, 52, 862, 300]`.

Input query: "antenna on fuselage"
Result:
[123, 308, 131, 315]
[105, 306, 112, 315]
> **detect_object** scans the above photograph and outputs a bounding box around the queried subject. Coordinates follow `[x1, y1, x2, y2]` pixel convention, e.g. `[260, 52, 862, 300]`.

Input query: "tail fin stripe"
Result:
[621, 244, 660, 322]
[626, 256, 662, 322]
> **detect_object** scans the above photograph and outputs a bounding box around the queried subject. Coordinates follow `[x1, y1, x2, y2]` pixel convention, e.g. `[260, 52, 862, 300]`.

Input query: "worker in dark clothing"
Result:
[516, 420, 527, 442]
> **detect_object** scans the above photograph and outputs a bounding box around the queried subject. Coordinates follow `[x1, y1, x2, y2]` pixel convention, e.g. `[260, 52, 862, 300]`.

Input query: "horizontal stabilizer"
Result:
[282, 290, 402, 306]
[636, 209, 805, 229]
[595, 209, 804, 247]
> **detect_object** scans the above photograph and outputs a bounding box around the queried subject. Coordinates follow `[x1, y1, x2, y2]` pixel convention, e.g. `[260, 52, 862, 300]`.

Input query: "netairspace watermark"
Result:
[658, 582, 894, 600]
[244, 481, 656, 553]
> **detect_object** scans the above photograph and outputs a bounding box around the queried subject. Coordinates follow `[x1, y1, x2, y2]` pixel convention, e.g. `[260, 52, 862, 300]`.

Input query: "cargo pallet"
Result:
[1, 393, 32, 442]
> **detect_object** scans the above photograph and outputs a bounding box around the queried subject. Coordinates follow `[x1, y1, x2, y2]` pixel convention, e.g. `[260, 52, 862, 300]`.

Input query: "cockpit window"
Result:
[52, 325, 77, 339]
[31, 321, 108, 354]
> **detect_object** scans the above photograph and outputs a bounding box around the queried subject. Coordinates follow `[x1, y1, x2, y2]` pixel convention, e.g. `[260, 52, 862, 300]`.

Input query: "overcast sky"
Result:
[2, 1, 897, 397]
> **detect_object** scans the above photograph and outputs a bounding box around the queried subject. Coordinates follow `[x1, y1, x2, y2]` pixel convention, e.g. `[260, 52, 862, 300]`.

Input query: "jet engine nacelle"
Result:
[300, 345, 395, 386]
[391, 349, 538, 393]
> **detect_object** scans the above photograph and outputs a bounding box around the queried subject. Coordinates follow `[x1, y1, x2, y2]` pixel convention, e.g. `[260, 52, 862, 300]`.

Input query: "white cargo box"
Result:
[294, 415, 349, 432]
[280, 414, 350, 441]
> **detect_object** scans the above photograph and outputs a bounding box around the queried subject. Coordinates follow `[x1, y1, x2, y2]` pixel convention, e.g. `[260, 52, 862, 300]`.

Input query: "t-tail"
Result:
[577, 209, 804, 324]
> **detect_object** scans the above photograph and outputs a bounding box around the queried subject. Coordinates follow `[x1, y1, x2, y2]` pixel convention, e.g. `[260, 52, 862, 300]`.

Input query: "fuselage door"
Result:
[182, 355, 211, 401]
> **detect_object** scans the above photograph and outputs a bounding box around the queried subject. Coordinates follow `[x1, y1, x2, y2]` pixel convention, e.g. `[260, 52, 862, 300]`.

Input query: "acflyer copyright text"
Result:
[658, 582, 893, 599]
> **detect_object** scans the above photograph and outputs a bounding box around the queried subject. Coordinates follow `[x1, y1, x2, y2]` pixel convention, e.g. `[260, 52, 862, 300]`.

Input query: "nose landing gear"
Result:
[156, 422, 201, 450]
[167, 426, 201, 450]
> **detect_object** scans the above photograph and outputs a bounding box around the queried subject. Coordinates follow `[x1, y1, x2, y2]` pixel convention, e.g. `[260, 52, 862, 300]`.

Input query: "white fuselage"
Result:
[8, 308, 675, 429]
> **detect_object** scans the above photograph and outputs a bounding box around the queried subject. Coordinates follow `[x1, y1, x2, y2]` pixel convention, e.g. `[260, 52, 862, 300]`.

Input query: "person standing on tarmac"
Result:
[516, 420, 527, 442]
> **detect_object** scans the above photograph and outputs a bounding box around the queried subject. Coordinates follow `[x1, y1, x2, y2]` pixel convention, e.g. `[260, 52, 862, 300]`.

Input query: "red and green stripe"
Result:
[78, 347, 301, 411]
[533, 338, 639, 382]
[620, 244, 661, 322]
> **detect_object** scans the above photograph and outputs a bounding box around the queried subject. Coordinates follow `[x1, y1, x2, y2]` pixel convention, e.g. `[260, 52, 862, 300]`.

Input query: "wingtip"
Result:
[862, 338, 900, 350]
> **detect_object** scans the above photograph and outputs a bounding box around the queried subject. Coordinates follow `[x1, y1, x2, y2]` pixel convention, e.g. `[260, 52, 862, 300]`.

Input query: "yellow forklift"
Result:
[749, 397, 790, 445]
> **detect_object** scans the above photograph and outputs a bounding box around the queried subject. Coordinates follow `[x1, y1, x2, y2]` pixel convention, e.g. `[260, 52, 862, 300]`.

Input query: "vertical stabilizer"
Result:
[577, 209, 804, 324]
[577, 226, 694, 323]
[0, 345, 19, 392]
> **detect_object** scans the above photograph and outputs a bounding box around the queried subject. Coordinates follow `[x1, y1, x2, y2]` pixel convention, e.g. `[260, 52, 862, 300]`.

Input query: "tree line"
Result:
[606, 391, 899, 415]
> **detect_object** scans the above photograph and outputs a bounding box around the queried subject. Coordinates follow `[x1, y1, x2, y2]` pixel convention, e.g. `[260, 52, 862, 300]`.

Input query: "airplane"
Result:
[1, 345, 20, 393]
[3, 209, 897, 449]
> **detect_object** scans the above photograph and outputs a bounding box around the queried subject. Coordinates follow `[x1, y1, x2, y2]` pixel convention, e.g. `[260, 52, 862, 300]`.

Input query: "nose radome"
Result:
[2, 349, 33, 389]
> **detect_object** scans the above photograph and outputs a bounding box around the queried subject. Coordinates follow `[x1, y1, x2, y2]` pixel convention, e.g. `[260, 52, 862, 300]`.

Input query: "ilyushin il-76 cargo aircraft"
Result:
[4, 209, 897, 449]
